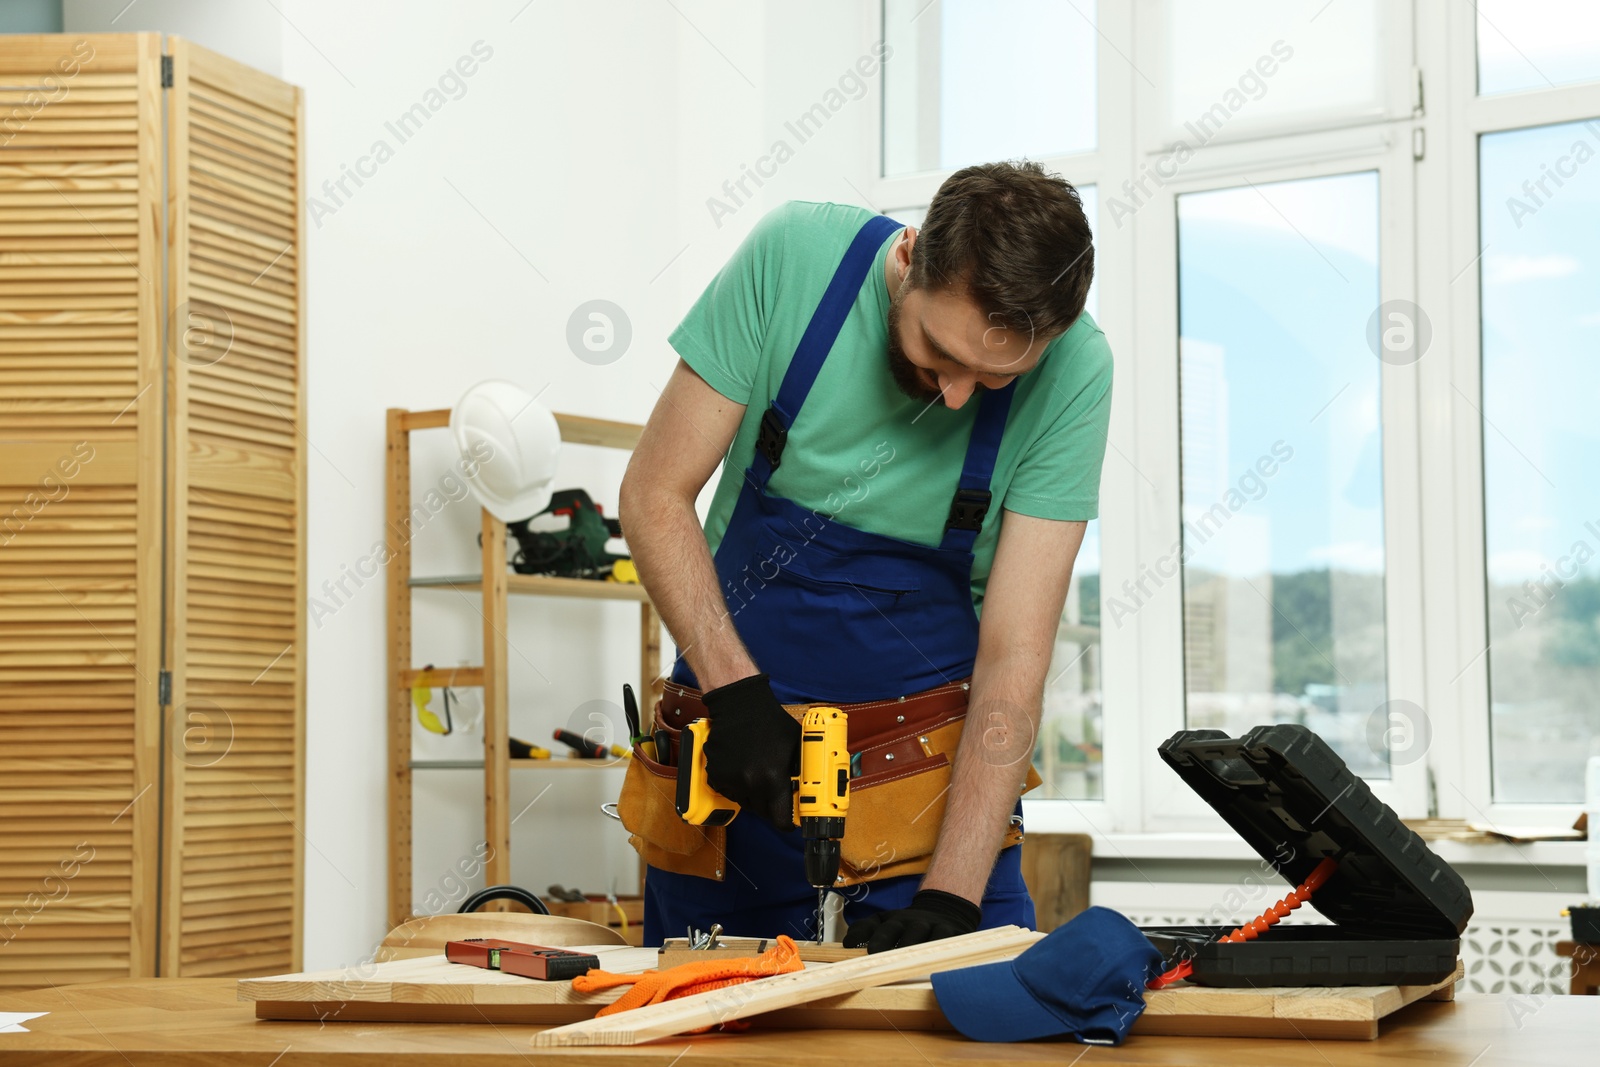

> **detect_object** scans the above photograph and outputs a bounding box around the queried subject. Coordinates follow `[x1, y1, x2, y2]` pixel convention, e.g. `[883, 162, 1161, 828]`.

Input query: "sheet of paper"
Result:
[0, 1012, 48, 1033]
[1468, 822, 1586, 843]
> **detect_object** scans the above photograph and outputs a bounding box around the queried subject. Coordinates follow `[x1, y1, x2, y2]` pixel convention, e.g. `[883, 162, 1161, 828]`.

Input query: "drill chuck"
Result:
[803, 831, 842, 890]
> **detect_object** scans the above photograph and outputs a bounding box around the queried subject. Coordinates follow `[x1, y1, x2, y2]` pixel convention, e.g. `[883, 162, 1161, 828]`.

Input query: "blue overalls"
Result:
[644, 213, 1036, 943]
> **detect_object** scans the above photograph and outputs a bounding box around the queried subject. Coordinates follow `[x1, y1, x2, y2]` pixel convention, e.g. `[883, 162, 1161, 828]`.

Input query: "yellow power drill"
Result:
[676, 707, 850, 937]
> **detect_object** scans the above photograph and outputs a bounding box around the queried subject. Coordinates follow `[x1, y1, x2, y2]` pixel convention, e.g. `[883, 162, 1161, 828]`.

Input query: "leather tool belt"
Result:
[616, 677, 1043, 885]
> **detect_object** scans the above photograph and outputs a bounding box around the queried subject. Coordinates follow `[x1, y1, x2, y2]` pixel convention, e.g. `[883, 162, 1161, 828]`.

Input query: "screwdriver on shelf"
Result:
[508, 737, 550, 760]
[552, 728, 629, 760]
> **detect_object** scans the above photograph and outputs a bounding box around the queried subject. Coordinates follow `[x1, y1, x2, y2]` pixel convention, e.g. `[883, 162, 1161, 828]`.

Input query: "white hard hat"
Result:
[450, 380, 561, 523]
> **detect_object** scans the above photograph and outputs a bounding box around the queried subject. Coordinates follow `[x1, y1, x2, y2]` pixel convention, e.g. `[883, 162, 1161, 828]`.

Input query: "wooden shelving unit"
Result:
[385, 407, 661, 929]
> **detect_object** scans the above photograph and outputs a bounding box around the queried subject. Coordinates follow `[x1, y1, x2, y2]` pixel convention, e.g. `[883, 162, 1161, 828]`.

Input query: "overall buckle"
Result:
[757, 407, 788, 471]
[946, 487, 991, 532]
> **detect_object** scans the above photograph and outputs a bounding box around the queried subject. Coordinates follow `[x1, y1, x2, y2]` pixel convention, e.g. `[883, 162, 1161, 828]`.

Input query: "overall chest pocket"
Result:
[747, 532, 925, 605]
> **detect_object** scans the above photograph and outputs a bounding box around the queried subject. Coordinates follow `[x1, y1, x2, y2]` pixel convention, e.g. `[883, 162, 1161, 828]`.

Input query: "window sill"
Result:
[1021, 823, 1591, 869]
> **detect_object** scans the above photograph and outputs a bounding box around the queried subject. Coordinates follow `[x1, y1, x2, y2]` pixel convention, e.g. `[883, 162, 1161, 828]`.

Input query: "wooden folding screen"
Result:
[0, 33, 303, 987]
[0, 31, 164, 992]
[162, 38, 305, 980]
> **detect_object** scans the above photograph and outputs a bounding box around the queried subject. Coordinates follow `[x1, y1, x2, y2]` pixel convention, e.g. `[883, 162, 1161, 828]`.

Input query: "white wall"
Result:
[65, 0, 283, 75]
[64, 0, 880, 970]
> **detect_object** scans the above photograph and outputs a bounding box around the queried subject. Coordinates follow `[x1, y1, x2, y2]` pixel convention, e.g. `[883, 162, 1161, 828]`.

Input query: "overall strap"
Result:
[940, 380, 1017, 552]
[752, 212, 905, 486]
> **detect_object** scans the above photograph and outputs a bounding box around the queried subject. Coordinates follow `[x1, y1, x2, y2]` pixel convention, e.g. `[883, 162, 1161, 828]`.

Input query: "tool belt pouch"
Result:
[839, 714, 1042, 887]
[622, 681, 1041, 885]
[615, 726, 727, 882]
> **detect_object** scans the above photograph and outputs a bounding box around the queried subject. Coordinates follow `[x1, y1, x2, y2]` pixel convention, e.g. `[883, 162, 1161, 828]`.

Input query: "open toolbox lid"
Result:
[1159, 725, 1473, 940]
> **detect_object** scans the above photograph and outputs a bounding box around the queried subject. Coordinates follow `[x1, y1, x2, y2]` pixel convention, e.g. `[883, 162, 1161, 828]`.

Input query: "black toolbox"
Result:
[1140, 725, 1473, 987]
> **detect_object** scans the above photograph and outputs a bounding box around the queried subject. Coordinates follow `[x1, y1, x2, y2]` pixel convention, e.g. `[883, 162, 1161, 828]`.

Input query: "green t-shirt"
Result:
[668, 200, 1113, 613]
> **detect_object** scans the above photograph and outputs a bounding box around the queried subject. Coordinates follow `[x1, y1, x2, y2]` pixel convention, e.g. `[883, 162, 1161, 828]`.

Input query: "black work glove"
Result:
[700, 672, 800, 833]
[843, 889, 982, 953]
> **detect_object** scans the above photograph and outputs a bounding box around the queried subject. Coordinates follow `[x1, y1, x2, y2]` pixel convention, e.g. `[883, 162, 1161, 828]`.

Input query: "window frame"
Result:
[1421, 1, 1600, 826]
[862, 0, 1597, 840]
[1134, 0, 1416, 155]
[1131, 131, 1428, 830]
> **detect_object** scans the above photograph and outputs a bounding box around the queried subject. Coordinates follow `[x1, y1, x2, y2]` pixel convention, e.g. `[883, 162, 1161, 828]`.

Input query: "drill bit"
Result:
[816, 887, 826, 944]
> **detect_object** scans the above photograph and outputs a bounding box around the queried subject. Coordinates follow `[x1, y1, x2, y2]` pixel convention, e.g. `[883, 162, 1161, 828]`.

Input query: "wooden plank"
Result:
[657, 939, 865, 968]
[243, 950, 1465, 1043]
[639, 599, 660, 892]
[410, 572, 651, 602]
[186, 438, 294, 499]
[1018, 833, 1092, 932]
[399, 407, 450, 431]
[641, 600, 663, 708]
[482, 509, 511, 894]
[507, 572, 648, 601]
[531, 927, 1041, 1046]
[553, 412, 643, 451]
[0, 35, 144, 73]
[0, 441, 136, 485]
[386, 408, 413, 931]
[399, 666, 484, 689]
[507, 758, 630, 770]
[399, 409, 641, 448]
[374, 913, 628, 961]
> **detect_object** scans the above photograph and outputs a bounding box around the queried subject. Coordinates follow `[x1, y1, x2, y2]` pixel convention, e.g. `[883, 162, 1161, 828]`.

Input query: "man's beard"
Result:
[885, 291, 944, 404]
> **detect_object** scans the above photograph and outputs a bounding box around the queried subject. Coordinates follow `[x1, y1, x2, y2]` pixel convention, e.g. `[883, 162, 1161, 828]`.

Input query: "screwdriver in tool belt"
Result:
[624, 683, 656, 759]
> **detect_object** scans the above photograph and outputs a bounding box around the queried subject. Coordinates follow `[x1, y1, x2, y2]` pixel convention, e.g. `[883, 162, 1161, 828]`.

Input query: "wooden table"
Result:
[0, 977, 1595, 1065]
[1555, 941, 1600, 996]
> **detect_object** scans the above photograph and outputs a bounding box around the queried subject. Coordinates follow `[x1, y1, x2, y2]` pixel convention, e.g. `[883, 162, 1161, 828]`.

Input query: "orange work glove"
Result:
[571, 935, 804, 1032]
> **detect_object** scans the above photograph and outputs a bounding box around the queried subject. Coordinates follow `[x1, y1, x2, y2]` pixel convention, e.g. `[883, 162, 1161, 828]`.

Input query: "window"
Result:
[868, 0, 1597, 835]
[1157, 0, 1388, 145]
[1037, 519, 1102, 800]
[1476, 0, 1600, 96]
[1478, 120, 1600, 803]
[1176, 173, 1389, 778]
[882, 0, 1096, 176]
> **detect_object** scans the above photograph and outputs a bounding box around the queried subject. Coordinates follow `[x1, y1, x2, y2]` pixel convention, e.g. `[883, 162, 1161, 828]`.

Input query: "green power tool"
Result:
[505, 488, 629, 580]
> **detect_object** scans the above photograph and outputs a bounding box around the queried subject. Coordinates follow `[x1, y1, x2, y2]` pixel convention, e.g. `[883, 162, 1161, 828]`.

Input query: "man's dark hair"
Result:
[907, 160, 1094, 341]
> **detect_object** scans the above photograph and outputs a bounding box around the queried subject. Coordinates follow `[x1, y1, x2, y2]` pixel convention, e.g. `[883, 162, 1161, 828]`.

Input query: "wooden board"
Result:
[1019, 832, 1091, 931]
[375, 913, 628, 962]
[657, 938, 866, 968]
[242, 942, 1462, 1042]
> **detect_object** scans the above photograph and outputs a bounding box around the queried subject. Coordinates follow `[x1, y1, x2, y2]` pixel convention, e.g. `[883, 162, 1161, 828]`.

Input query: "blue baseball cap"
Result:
[930, 907, 1163, 1045]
